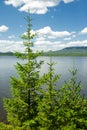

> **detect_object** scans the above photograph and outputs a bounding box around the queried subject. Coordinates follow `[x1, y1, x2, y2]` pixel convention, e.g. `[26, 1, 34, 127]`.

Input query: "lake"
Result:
[0, 56, 87, 122]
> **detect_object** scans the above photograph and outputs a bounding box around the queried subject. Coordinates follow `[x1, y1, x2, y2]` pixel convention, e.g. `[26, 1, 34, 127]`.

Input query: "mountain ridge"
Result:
[1, 46, 87, 56]
[0, 52, 13, 56]
[44, 46, 87, 56]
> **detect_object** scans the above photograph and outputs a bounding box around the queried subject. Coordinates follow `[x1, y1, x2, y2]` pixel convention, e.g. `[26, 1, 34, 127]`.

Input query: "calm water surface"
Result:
[0, 56, 87, 122]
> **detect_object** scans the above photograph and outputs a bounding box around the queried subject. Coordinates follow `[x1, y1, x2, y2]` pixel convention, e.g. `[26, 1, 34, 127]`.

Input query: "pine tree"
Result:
[36, 57, 60, 129]
[4, 13, 43, 129]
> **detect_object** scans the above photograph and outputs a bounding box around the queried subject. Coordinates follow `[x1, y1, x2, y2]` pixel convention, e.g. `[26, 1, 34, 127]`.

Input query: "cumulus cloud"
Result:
[34, 26, 87, 51]
[34, 39, 87, 52]
[63, 0, 74, 3]
[23, 26, 73, 40]
[21, 26, 77, 51]
[37, 26, 72, 39]
[4, 0, 75, 14]
[1, 25, 87, 52]
[1, 38, 87, 53]
[64, 37, 72, 41]
[81, 27, 87, 34]
[66, 40, 87, 48]
[24, 26, 73, 50]
[0, 40, 24, 52]
[0, 25, 9, 32]
[4, 0, 23, 7]
[34, 40, 62, 52]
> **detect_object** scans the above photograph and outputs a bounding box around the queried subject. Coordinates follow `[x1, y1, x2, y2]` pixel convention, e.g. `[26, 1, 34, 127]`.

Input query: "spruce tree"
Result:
[36, 57, 60, 129]
[4, 13, 43, 129]
[57, 68, 87, 129]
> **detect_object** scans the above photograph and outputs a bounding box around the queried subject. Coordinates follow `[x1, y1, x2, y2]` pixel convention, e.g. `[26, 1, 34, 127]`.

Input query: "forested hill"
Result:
[0, 52, 13, 56]
[1, 46, 87, 56]
[44, 46, 87, 56]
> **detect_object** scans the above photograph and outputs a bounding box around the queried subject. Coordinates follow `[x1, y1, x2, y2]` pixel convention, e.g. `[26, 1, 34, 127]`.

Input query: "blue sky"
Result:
[0, 0, 87, 52]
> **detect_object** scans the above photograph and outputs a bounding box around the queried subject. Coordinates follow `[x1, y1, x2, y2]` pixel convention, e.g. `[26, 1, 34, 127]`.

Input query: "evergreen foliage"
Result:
[1, 13, 87, 130]
[56, 68, 87, 129]
[36, 57, 60, 129]
[3, 13, 43, 129]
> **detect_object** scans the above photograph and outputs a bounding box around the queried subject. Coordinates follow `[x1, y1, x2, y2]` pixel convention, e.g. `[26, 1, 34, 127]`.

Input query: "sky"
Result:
[0, 0, 87, 52]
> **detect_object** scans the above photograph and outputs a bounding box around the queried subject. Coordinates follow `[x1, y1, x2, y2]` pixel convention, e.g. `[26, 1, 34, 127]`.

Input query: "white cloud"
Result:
[67, 40, 87, 47]
[0, 40, 24, 52]
[34, 41, 62, 52]
[37, 26, 72, 39]
[34, 40, 87, 52]
[34, 27, 87, 51]
[63, 0, 74, 3]
[64, 33, 76, 41]
[81, 27, 87, 34]
[4, 0, 23, 7]
[1, 25, 87, 52]
[8, 35, 15, 39]
[4, 0, 75, 14]
[22, 26, 72, 39]
[0, 38, 87, 53]
[64, 37, 72, 41]
[21, 26, 77, 51]
[0, 25, 9, 32]
[72, 34, 76, 38]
